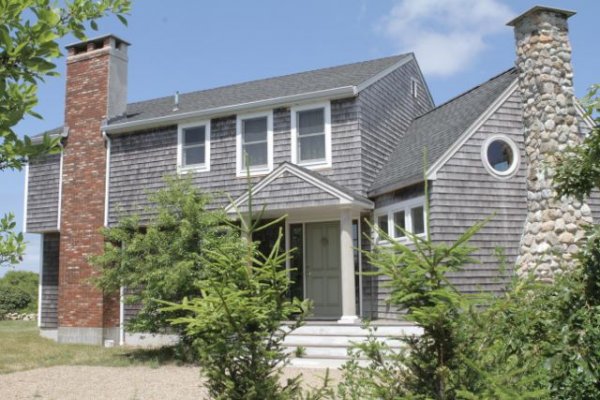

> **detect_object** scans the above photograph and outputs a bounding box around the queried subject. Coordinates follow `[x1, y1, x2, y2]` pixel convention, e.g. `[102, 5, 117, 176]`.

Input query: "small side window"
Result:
[411, 206, 425, 235]
[377, 215, 389, 237]
[375, 197, 427, 243]
[393, 210, 406, 238]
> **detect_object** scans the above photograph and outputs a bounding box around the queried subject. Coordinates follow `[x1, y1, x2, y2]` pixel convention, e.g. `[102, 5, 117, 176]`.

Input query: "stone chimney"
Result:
[508, 7, 592, 278]
[58, 35, 129, 344]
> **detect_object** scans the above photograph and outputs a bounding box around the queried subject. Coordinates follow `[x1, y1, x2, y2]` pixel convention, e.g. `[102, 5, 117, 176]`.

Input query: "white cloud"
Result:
[380, 0, 513, 76]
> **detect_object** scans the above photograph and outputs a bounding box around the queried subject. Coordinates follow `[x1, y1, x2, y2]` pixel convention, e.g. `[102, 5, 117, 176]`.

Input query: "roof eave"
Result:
[103, 86, 358, 135]
[368, 175, 425, 198]
[30, 128, 68, 144]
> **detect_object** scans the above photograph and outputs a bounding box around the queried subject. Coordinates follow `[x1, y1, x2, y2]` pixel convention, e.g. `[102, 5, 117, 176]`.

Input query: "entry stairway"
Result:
[282, 321, 422, 368]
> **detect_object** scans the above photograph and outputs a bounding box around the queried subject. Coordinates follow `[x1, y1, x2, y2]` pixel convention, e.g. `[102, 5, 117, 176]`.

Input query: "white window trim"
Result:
[374, 196, 427, 244]
[177, 120, 211, 173]
[481, 134, 520, 180]
[290, 101, 332, 170]
[236, 110, 274, 177]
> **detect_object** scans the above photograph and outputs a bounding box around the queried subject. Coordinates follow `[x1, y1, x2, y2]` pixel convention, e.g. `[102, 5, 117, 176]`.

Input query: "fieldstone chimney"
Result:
[508, 6, 592, 278]
[58, 35, 129, 344]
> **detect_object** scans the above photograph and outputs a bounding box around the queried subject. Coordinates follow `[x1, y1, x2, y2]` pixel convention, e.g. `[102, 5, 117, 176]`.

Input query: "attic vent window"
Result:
[411, 78, 419, 98]
[482, 135, 519, 178]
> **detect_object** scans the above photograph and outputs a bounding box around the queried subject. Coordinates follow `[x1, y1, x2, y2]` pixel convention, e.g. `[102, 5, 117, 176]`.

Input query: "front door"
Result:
[305, 221, 342, 318]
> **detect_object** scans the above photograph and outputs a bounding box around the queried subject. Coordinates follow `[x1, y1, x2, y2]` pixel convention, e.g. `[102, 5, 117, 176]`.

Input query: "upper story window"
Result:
[177, 121, 210, 172]
[374, 196, 426, 242]
[236, 111, 273, 177]
[291, 102, 332, 169]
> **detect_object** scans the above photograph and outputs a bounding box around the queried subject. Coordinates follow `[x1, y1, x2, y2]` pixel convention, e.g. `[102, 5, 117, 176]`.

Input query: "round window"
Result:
[482, 136, 519, 178]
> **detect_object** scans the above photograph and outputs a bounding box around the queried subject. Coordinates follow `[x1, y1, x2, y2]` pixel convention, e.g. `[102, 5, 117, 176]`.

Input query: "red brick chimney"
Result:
[58, 35, 129, 344]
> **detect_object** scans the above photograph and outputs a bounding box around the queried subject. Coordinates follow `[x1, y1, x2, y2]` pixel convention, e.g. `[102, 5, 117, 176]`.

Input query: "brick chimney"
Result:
[508, 7, 593, 279]
[58, 35, 129, 344]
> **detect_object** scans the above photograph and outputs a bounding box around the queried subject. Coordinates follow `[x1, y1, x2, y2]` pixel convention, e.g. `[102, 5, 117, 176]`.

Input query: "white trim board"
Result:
[22, 163, 29, 233]
[103, 132, 110, 227]
[57, 147, 64, 230]
[426, 80, 519, 180]
[575, 102, 596, 131]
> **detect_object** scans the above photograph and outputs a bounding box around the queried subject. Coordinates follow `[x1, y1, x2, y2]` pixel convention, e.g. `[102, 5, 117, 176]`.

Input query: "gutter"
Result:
[30, 127, 69, 145]
[103, 86, 358, 134]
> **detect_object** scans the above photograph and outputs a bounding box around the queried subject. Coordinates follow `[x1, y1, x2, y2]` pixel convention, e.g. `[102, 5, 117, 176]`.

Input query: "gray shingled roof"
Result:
[31, 126, 64, 141]
[108, 54, 410, 124]
[369, 68, 518, 195]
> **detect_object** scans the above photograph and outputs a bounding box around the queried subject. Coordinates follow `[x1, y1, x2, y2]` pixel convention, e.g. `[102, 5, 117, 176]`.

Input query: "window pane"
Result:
[299, 135, 325, 161]
[298, 108, 324, 136]
[377, 215, 389, 237]
[411, 206, 425, 235]
[184, 145, 205, 166]
[487, 140, 513, 172]
[289, 224, 304, 300]
[393, 210, 406, 237]
[183, 126, 205, 145]
[243, 117, 267, 143]
[243, 142, 268, 167]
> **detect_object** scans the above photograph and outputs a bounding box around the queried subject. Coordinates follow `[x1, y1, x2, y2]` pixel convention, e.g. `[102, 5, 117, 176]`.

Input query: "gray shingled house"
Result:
[24, 6, 599, 365]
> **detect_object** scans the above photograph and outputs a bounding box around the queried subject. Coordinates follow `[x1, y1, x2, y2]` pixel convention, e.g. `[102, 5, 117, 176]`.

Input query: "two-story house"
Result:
[24, 6, 599, 363]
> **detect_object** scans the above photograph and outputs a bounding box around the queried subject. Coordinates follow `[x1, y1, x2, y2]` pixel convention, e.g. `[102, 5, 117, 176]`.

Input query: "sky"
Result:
[1, 0, 599, 277]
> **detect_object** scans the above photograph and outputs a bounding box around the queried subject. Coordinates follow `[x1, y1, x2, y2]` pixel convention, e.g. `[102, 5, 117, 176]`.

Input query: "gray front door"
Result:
[305, 221, 342, 318]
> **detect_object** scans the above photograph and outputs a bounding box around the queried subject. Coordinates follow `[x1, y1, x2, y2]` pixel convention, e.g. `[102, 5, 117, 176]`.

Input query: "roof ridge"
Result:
[412, 67, 517, 121]
[125, 54, 409, 108]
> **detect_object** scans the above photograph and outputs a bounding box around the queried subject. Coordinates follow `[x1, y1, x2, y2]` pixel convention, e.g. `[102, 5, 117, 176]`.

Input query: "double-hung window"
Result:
[291, 102, 331, 168]
[374, 196, 426, 242]
[178, 121, 210, 172]
[236, 112, 273, 176]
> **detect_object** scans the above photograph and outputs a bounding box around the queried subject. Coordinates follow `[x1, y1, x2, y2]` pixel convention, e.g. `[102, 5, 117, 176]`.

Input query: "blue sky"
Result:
[1, 0, 598, 276]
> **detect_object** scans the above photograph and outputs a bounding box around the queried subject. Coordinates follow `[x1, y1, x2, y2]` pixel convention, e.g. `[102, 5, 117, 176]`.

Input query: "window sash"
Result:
[241, 116, 269, 168]
[183, 144, 205, 166]
[181, 125, 207, 167]
[296, 108, 326, 163]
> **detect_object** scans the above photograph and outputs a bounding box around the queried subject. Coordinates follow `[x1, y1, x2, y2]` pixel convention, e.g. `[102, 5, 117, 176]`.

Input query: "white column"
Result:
[338, 207, 359, 324]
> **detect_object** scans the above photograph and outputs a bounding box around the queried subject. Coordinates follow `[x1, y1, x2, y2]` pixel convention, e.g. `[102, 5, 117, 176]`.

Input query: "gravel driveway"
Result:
[0, 365, 340, 399]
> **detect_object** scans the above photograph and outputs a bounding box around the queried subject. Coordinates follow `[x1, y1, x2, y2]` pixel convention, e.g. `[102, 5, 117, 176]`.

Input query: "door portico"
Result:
[227, 162, 373, 323]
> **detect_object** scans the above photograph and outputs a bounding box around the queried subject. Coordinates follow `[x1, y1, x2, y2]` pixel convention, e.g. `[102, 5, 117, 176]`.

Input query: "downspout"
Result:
[102, 130, 124, 346]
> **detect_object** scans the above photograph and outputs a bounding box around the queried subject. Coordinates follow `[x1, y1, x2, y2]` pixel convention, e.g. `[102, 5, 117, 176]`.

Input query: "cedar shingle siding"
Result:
[26, 154, 61, 232]
[40, 233, 60, 328]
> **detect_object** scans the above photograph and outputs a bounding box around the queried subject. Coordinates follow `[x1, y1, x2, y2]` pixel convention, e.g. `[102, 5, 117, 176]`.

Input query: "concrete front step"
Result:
[282, 322, 418, 368]
[285, 324, 422, 337]
[284, 335, 403, 348]
[289, 356, 353, 369]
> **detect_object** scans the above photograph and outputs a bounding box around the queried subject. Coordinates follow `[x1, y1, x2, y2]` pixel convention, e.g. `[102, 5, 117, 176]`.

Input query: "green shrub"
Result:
[0, 271, 38, 315]
[0, 285, 31, 316]
[91, 177, 232, 339]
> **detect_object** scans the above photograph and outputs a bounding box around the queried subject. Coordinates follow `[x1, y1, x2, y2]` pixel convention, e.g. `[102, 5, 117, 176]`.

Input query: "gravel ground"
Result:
[0, 365, 341, 399]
